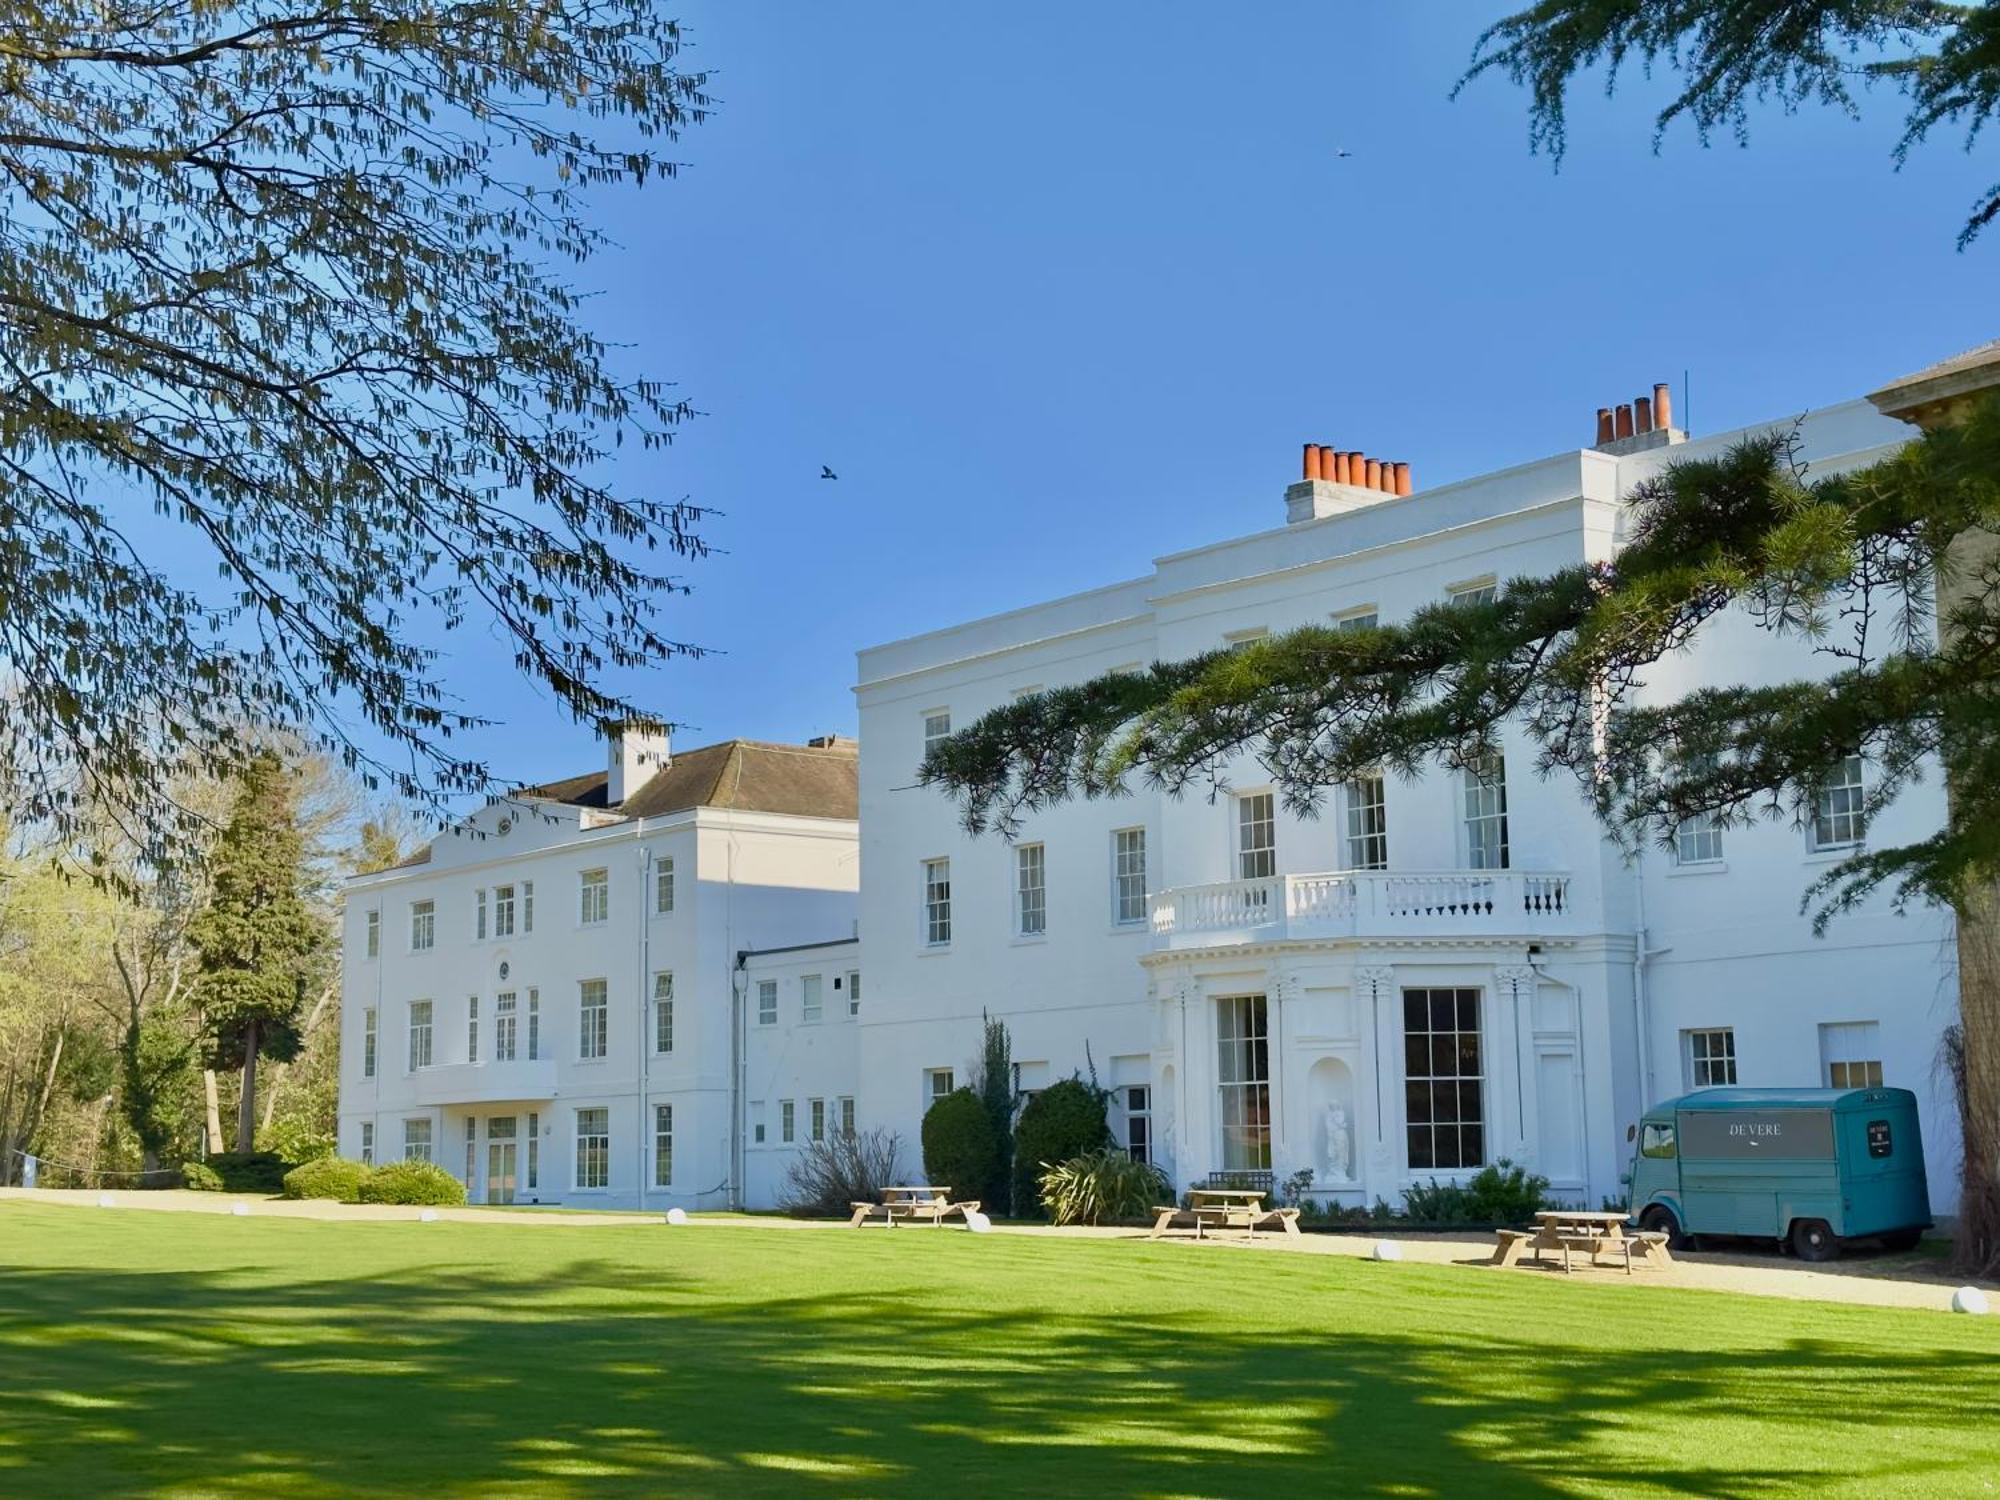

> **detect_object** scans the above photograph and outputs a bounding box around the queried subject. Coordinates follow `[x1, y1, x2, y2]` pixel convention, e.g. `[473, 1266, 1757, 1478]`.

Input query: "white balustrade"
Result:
[1151, 869, 1573, 947]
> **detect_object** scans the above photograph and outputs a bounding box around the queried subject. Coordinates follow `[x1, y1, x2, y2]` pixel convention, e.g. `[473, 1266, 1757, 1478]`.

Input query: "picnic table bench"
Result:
[848, 1185, 981, 1228]
[1488, 1211, 1673, 1273]
[1149, 1187, 1302, 1242]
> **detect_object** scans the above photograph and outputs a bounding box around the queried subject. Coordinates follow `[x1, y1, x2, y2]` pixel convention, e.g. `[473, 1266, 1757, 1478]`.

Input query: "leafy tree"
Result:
[1011, 1078, 1112, 1219]
[0, 3, 713, 870]
[187, 752, 329, 1153]
[924, 399, 2000, 1271]
[1457, 1, 2000, 247]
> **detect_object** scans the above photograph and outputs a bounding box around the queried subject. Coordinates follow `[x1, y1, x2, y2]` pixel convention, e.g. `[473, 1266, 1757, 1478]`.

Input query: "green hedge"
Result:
[1011, 1079, 1111, 1218]
[281, 1157, 372, 1203]
[358, 1159, 467, 1207]
[920, 1088, 996, 1204]
[181, 1161, 224, 1192]
[187, 1152, 292, 1193]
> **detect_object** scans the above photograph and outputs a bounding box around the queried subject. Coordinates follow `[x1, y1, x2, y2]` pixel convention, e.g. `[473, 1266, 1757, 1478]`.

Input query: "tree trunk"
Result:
[0, 1061, 18, 1186]
[204, 1069, 224, 1154]
[1952, 886, 2000, 1275]
[235, 1018, 259, 1154]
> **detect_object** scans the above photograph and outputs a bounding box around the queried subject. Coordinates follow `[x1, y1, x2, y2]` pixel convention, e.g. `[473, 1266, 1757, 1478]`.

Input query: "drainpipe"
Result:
[1630, 850, 1672, 1110]
[637, 834, 652, 1213]
[732, 952, 748, 1211]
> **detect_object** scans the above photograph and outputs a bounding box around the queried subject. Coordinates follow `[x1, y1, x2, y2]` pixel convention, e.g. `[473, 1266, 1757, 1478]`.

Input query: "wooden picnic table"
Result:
[1489, 1209, 1672, 1273]
[1149, 1187, 1302, 1242]
[847, 1185, 981, 1228]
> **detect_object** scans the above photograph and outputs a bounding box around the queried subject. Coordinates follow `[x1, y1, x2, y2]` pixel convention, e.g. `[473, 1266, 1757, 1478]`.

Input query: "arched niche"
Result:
[1306, 1056, 1356, 1183]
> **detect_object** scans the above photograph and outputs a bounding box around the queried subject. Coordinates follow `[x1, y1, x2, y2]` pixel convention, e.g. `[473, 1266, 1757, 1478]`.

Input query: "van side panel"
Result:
[1833, 1097, 1932, 1236]
[1675, 1108, 1838, 1239]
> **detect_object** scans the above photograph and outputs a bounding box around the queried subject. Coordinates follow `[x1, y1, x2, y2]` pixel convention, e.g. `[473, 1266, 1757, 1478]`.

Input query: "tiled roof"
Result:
[521, 738, 859, 822]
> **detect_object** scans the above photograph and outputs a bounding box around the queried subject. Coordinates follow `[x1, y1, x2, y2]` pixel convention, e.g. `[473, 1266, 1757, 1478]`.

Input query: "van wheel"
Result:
[1638, 1205, 1692, 1251]
[1878, 1227, 1924, 1254]
[1790, 1218, 1841, 1262]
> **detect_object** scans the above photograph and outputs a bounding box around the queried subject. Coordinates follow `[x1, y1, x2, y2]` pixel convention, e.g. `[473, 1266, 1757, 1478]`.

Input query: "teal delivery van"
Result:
[1628, 1087, 1931, 1261]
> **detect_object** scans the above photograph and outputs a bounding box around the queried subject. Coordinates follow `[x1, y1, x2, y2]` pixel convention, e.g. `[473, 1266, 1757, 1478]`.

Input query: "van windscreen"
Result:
[1676, 1109, 1835, 1161]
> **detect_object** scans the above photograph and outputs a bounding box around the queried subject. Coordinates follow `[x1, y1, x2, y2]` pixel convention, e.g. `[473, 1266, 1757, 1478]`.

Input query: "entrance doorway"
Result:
[486, 1116, 518, 1204]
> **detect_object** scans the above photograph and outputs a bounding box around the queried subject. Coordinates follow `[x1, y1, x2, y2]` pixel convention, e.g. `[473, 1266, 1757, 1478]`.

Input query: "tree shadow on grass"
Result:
[0, 1240, 1995, 1498]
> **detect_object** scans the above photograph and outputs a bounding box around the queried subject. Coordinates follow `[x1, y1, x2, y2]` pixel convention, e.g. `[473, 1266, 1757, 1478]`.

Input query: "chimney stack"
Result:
[1284, 440, 1417, 522]
[606, 721, 671, 805]
[1590, 379, 1687, 453]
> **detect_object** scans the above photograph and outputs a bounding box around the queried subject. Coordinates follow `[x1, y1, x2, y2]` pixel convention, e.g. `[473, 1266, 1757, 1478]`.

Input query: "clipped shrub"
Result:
[921, 1088, 996, 1203]
[281, 1156, 372, 1204]
[358, 1158, 466, 1207]
[1039, 1150, 1169, 1226]
[201, 1151, 293, 1194]
[1463, 1159, 1552, 1225]
[181, 1160, 224, 1192]
[1400, 1178, 1476, 1223]
[1011, 1077, 1112, 1218]
[780, 1128, 903, 1216]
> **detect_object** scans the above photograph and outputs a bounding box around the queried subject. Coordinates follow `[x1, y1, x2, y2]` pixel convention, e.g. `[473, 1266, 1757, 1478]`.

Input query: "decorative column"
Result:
[1265, 966, 1301, 1180]
[1495, 965, 1537, 1164]
[1173, 972, 1198, 1185]
[1358, 966, 1398, 1175]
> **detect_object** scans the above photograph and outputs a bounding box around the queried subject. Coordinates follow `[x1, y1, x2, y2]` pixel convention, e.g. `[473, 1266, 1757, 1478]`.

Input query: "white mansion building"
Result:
[340, 344, 1989, 1217]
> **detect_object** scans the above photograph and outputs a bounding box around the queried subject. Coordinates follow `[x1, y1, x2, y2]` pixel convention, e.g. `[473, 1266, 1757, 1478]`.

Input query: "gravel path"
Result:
[1000, 1220, 1996, 1312]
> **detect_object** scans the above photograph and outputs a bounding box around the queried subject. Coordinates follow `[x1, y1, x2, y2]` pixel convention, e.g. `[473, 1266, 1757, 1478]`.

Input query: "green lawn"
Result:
[2, 1205, 1996, 1498]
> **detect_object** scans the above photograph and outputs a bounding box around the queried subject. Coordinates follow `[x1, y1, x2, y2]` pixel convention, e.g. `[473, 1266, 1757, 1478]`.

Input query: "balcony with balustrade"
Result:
[1149, 869, 1579, 952]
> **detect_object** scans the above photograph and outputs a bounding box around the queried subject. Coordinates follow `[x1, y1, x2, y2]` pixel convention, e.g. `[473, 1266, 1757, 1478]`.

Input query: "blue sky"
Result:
[396, 4, 1997, 794]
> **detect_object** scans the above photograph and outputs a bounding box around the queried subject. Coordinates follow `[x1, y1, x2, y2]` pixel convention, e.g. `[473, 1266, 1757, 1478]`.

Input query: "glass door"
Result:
[486, 1116, 518, 1205]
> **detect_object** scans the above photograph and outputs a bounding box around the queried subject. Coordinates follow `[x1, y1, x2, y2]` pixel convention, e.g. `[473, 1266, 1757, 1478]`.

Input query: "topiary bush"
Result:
[200, 1151, 293, 1193]
[181, 1160, 224, 1192]
[921, 1087, 997, 1203]
[281, 1156, 373, 1203]
[1038, 1150, 1169, 1226]
[1011, 1077, 1112, 1218]
[358, 1159, 466, 1206]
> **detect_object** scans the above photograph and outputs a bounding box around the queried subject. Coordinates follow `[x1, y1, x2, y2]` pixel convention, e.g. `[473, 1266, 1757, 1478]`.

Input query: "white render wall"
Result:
[739, 939, 865, 1207]
[337, 795, 858, 1210]
[854, 394, 1962, 1216]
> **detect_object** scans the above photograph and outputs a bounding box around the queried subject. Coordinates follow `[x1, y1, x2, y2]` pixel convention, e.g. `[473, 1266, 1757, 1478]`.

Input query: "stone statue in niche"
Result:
[1321, 1101, 1352, 1181]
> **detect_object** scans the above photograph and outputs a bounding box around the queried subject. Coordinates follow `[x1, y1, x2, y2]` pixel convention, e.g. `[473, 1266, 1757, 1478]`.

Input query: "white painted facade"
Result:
[336, 738, 860, 1210]
[338, 362, 1967, 1218]
[854, 390, 1961, 1217]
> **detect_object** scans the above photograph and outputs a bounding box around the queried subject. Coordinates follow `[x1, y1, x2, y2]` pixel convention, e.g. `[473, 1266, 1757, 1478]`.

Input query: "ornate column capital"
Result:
[1493, 965, 1536, 990]
[1357, 965, 1397, 993]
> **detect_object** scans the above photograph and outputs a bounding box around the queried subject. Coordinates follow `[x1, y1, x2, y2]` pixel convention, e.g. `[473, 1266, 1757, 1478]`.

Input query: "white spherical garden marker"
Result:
[229, 1202, 251, 1217]
[1372, 1240, 1402, 1262]
[417, 1208, 440, 1223]
[666, 1207, 689, 1226]
[1951, 1286, 1989, 1316]
[966, 1211, 992, 1233]
[96, 1193, 116, 1209]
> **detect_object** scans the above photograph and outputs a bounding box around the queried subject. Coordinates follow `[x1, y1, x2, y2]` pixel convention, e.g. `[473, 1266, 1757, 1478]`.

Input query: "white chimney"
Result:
[606, 722, 670, 805]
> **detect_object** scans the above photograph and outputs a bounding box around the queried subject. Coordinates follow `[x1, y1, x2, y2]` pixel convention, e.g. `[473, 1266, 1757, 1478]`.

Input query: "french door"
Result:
[486, 1116, 518, 1204]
